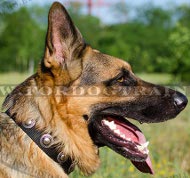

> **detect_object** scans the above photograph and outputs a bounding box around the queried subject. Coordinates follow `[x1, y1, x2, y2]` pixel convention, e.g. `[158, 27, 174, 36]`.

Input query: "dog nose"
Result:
[173, 92, 188, 111]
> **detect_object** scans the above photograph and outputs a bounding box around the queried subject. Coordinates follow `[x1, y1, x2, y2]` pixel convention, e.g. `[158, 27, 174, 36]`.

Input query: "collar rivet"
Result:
[40, 134, 53, 148]
[57, 152, 66, 163]
[6, 110, 73, 174]
[68, 162, 76, 173]
[22, 119, 36, 128]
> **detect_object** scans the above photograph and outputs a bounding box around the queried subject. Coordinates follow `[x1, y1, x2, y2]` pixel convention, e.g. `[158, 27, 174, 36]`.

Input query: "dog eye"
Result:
[116, 74, 137, 86]
[117, 77, 125, 83]
[116, 76, 130, 85]
[105, 71, 137, 87]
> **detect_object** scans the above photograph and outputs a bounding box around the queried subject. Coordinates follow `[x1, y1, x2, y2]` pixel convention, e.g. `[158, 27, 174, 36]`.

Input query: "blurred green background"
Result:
[0, 0, 190, 82]
[0, 0, 190, 178]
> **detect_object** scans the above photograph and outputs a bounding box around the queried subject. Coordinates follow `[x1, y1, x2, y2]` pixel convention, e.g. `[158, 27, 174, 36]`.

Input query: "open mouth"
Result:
[89, 114, 154, 174]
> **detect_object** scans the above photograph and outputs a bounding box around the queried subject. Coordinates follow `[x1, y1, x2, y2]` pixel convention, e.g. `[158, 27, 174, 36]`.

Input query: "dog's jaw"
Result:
[88, 114, 154, 174]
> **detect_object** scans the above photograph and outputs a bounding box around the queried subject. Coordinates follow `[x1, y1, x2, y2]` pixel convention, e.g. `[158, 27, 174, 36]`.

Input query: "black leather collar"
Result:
[5, 109, 75, 175]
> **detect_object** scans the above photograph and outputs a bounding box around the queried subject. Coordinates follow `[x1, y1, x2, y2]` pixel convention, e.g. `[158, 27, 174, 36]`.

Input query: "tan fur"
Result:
[0, 113, 68, 178]
[0, 41, 134, 177]
[1, 2, 186, 178]
[0, 3, 102, 176]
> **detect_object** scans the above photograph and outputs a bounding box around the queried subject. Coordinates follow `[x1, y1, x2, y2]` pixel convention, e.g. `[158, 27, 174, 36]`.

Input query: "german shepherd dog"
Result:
[0, 2, 188, 178]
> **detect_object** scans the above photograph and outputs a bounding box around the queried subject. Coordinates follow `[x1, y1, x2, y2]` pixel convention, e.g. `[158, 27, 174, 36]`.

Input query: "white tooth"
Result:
[102, 120, 106, 125]
[137, 142, 150, 153]
[127, 138, 131, 141]
[114, 129, 120, 135]
[110, 125, 116, 130]
[103, 120, 110, 126]
[143, 149, 149, 154]
[137, 145, 144, 151]
[142, 141, 149, 148]
[121, 134, 126, 139]
[137, 142, 149, 151]
[109, 121, 116, 130]
[145, 150, 149, 154]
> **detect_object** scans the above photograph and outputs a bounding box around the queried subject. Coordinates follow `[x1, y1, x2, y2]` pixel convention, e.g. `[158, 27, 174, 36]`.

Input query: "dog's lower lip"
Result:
[100, 117, 149, 160]
[89, 114, 154, 174]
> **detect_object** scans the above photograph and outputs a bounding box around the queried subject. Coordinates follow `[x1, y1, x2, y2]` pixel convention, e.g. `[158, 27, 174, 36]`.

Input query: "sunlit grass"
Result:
[137, 73, 173, 85]
[0, 72, 189, 178]
[0, 72, 29, 84]
[0, 72, 29, 106]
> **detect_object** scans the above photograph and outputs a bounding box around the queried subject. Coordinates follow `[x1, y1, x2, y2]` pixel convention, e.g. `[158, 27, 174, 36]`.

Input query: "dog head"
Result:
[42, 2, 188, 174]
[3, 2, 188, 176]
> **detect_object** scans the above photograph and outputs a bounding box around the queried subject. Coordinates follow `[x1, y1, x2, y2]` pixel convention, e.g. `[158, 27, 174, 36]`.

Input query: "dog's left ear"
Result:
[43, 2, 85, 77]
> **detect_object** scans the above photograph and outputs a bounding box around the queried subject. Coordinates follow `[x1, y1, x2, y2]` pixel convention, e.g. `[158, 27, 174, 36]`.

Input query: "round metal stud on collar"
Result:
[22, 119, 36, 128]
[57, 152, 68, 163]
[40, 134, 53, 148]
[68, 162, 76, 174]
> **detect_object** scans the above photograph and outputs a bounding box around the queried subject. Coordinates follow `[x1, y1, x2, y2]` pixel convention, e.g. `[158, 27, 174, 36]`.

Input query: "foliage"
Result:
[168, 23, 190, 82]
[135, 5, 172, 28]
[0, 3, 190, 82]
[0, 6, 46, 72]
[175, 5, 190, 28]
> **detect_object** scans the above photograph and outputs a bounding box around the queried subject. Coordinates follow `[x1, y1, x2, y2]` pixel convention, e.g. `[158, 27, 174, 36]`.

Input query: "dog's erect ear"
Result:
[44, 2, 85, 69]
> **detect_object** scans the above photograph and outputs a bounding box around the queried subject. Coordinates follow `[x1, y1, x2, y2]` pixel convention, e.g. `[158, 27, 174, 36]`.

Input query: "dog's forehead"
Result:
[85, 48, 131, 68]
[102, 53, 132, 71]
[80, 48, 132, 85]
[92, 48, 130, 67]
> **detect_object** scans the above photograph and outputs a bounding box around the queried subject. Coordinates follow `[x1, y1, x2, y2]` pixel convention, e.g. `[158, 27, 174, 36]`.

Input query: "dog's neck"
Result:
[2, 72, 100, 176]
[5, 109, 75, 174]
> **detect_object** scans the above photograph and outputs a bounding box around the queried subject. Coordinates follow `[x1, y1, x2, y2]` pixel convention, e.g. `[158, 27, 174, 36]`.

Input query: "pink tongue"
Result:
[132, 156, 154, 174]
[107, 117, 154, 174]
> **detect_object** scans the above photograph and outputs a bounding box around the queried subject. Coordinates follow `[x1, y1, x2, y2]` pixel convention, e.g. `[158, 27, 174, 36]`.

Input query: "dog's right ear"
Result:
[43, 2, 85, 71]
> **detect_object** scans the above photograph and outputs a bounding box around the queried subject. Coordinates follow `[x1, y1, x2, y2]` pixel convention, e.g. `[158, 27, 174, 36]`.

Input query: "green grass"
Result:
[0, 72, 189, 178]
[0, 72, 29, 107]
[136, 73, 173, 85]
[0, 72, 29, 84]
